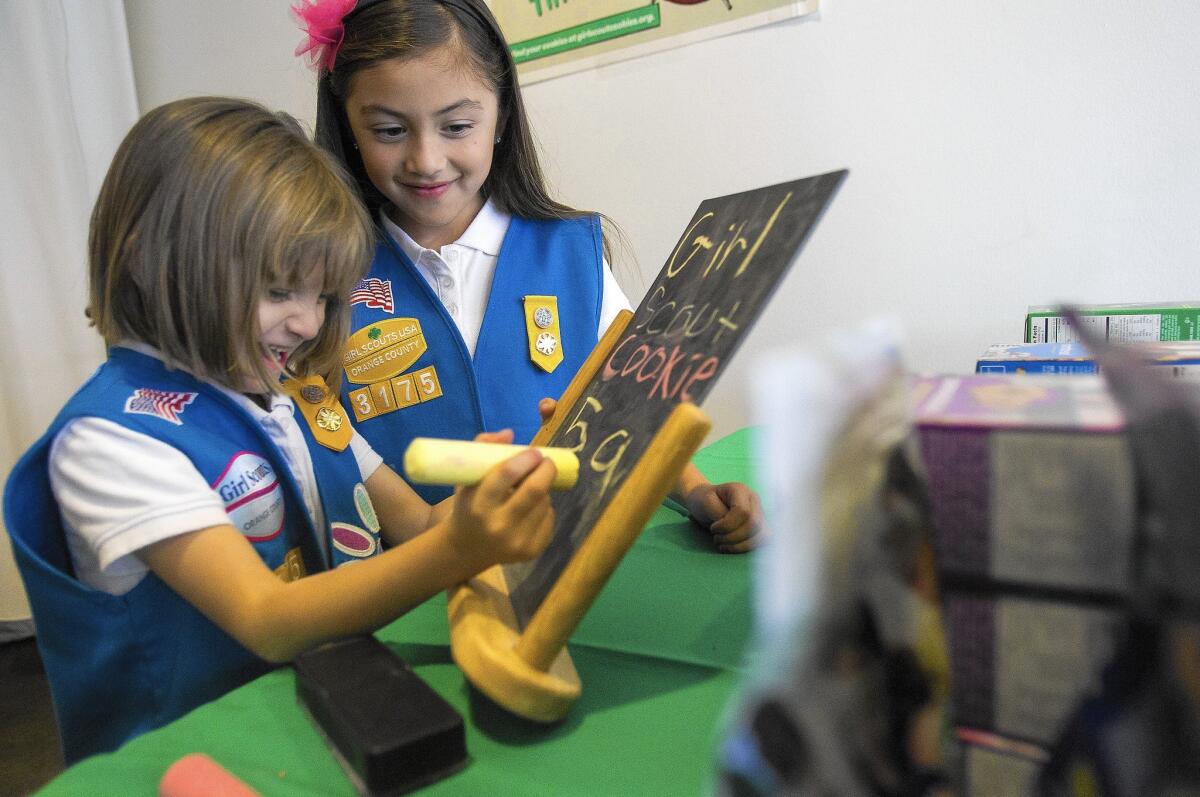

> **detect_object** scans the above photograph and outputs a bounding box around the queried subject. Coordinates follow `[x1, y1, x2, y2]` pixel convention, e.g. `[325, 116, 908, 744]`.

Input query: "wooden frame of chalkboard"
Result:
[448, 170, 847, 721]
[448, 310, 710, 720]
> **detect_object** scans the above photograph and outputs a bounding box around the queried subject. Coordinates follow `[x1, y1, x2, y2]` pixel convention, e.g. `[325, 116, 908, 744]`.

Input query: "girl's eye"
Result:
[444, 122, 474, 137]
[375, 125, 406, 140]
[268, 289, 292, 302]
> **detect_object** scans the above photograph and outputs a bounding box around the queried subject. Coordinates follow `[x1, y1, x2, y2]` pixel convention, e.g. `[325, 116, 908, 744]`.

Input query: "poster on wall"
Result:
[489, 0, 819, 85]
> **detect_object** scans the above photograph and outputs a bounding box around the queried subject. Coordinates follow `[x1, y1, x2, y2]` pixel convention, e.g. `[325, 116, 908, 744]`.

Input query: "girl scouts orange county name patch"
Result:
[342, 318, 443, 422]
[524, 295, 563, 373]
[213, 451, 283, 542]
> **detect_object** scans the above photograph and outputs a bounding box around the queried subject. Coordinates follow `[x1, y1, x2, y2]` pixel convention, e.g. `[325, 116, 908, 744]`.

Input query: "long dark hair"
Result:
[315, 0, 589, 227]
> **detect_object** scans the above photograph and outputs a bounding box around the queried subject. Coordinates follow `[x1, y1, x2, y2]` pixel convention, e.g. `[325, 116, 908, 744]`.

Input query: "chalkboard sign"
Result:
[504, 171, 848, 624]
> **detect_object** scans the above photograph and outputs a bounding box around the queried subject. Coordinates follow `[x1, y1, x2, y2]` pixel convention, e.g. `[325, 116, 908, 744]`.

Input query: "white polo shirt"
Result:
[380, 199, 632, 357]
[48, 343, 383, 595]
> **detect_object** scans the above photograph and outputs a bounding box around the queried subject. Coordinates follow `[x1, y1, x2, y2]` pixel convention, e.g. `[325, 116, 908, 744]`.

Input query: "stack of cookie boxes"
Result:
[912, 373, 1136, 791]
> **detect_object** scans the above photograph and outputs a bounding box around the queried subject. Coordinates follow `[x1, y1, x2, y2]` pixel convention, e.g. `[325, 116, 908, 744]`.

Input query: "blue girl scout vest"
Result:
[342, 215, 603, 502]
[4, 348, 381, 763]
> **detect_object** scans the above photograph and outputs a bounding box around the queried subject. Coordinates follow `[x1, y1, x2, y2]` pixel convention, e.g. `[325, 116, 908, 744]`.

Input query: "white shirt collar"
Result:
[457, 198, 510, 256]
[379, 197, 510, 261]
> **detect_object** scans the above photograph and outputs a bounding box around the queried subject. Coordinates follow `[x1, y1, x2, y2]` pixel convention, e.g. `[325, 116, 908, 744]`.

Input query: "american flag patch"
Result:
[124, 388, 198, 425]
[350, 278, 394, 313]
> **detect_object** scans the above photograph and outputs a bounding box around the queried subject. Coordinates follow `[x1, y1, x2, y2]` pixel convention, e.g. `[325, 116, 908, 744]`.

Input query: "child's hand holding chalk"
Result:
[404, 438, 580, 490]
[434, 431, 558, 567]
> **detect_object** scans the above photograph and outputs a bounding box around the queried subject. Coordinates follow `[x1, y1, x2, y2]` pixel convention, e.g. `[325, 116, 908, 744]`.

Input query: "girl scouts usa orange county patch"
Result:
[343, 318, 443, 422]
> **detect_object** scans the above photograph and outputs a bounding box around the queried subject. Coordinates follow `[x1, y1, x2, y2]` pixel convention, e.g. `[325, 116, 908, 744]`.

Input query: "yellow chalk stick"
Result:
[403, 438, 579, 490]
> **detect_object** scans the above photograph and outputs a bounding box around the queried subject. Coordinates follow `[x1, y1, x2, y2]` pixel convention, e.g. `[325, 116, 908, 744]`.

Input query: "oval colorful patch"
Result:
[353, 483, 380, 533]
[331, 522, 378, 558]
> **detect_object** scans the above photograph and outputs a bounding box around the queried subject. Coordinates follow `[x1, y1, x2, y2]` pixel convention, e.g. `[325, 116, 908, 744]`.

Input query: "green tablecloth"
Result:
[37, 428, 759, 796]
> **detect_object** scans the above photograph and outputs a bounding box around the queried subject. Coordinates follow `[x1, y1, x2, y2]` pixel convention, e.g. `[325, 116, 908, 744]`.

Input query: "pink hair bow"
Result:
[291, 0, 359, 72]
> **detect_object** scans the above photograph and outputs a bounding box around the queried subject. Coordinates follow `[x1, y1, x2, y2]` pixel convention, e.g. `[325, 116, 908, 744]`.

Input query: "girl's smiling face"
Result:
[244, 267, 330, 394]
[345, 47, 500, 250]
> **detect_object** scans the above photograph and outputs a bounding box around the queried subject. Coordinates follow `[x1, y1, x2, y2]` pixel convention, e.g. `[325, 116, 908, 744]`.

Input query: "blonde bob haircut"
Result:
[88, 96, 372, 394]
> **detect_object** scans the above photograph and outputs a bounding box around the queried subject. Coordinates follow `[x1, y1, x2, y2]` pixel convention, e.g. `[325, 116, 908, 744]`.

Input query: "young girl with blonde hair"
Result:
[5, 96, 556, 763]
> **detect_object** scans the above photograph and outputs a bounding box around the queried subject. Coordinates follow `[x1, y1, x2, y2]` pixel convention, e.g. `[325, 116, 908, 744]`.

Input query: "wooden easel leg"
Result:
[448, 402, 710, 721]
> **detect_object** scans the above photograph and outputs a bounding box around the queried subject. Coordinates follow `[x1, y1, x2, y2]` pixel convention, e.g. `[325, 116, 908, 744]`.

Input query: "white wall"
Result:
[1, 1, 138, 638]
[123, 0, 1200, 441]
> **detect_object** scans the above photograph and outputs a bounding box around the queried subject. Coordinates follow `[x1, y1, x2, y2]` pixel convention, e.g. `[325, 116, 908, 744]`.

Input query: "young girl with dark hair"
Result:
[295, 0, 761, 552]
